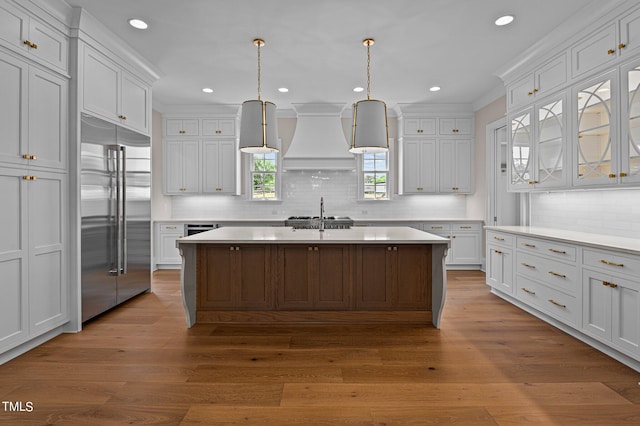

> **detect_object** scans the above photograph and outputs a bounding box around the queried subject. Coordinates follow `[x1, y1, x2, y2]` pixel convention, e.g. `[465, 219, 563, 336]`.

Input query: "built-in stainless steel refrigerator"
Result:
[81, 114, 151, 322]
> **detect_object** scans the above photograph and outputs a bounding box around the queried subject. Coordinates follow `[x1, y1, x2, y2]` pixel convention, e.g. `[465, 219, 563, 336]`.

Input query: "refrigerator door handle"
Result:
[115, 145, 122, 276]
[121, 145, 127, 275]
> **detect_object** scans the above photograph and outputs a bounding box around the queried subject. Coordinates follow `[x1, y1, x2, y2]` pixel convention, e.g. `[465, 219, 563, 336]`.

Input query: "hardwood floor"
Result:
[1, 270, 639, 425]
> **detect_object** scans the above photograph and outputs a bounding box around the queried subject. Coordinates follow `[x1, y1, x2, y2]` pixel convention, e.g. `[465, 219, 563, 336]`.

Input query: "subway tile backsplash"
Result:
[171, 170, 467, 219]
[530, 189, 640, 239]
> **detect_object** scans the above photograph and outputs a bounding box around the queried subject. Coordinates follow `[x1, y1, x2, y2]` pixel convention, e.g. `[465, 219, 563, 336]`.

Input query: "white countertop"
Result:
[177, 226, 450, 245]
[486, 226, 640, 255]
[155, 218, 483, 223]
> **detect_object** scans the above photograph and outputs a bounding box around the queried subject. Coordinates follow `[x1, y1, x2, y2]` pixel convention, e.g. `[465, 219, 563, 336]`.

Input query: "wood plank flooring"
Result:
[1, 270, 639, 425]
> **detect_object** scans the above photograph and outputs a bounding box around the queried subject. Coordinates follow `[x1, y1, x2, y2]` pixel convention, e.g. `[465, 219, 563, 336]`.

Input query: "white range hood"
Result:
[282, 103, 356, 170]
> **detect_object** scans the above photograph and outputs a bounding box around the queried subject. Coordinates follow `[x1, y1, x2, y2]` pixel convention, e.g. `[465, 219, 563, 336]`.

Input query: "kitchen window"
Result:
[362, 152, 389, 199]
[250, 152, 278, 199]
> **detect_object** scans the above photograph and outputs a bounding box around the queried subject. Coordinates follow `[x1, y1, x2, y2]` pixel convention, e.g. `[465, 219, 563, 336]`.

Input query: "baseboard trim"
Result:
[0, 326, 65, 365]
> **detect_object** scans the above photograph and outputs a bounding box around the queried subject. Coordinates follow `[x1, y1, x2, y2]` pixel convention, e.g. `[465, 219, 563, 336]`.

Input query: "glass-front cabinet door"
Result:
[509, 109, 533, 190]
[621, 59, 640, 184]
[536, 95, 566, 188]
[574, 70, 618, 186]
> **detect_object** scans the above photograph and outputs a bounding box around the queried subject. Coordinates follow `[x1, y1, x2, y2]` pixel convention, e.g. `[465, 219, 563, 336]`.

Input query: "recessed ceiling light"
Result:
[128, 18, 148, 30]
[353, 87, 364, 93]
[429, 86, 441, 92]
[202, 87, 213, 93]
[278, 87, 289, 93]
[495, 15, 515, 26]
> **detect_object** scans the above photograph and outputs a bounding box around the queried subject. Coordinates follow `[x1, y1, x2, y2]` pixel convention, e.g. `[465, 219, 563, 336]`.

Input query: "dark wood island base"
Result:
[178, 227, 448, 328]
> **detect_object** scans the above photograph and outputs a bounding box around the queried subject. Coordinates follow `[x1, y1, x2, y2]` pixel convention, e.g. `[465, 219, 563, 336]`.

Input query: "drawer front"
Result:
[516, 275, 578, 326]
[487, 231, 514, 248]
[517, 237, 576, 262]
[516, 252, 578, 296]
[453, 222, 482, 231]
[583, 248, 640, 278]
[159, 224, 183, 233]
[424, 222, 451, 232]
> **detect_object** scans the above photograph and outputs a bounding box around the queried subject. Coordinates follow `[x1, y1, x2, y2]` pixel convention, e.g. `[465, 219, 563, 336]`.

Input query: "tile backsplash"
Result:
[171, 170, 467, 219]
[530, 189, 640, 239]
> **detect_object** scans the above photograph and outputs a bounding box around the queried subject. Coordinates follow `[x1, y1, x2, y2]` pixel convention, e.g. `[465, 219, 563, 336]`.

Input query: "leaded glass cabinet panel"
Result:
[510, 110, 532, 190]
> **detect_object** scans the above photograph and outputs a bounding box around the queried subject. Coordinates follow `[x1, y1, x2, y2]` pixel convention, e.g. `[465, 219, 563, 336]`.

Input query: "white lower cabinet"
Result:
[486, 227, 640, 369]
[0, 167, 67, 353]
[582, 269, 640, 358]
[155, 223, 184, 269]
[487, 245, 513, 294]
[423, 222, 482, 268]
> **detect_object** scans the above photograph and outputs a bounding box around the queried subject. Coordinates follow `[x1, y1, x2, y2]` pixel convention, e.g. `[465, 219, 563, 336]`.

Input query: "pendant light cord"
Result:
[257, 41, 261, 101]
[366, 41, 371, 100]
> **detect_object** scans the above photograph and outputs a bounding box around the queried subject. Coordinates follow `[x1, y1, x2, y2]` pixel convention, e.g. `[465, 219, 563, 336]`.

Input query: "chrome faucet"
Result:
[319, 197, 325, 232]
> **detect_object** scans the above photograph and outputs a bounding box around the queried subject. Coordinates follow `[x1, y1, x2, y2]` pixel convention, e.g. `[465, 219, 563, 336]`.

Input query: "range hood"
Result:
[282, 103, 356, 170]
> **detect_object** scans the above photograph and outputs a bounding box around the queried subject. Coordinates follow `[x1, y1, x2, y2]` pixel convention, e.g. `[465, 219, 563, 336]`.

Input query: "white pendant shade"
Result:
[350, 99, 389, 153]
[239, 99, 279, 153]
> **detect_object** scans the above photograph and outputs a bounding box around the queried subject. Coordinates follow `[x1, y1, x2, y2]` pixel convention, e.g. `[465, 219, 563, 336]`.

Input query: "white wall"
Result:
[530, 189, 640, 239]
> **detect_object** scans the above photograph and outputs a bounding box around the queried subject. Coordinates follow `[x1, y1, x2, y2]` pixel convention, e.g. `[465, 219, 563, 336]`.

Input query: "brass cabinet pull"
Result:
[393, 247, 398, 251]
[521, 262, 536, 269]
[417, 187, 423, 191]
[308, 247, 313, 251]
[521, 287, 535, 295]
[522, 243, 536, 248]
[23, 40, 37, 49]
[600, 259, 624, 267]
[608, 173, 616, 178]
[493, 236, 504, 241]
[179, 188, 186, 191]
[548, 271, 566, 278]
[548, 299, 566, 308]
[533, 88, 538, 93]
[432, 226, 443, 229]
[167, 226, 177, 230]
[603, 281, 619, 289]
[528, 91, 533, 96]
[235, 247, 240, 251]
[494, 249, 503, 255]
[215, 188, 222, 191]
[22, 175, 37, 180]
[618, 43, 626, 49]
[548, 248, 566, 254]
[608, 49, 615, 55]
[460, 226, 472, 229]
[620, 172, 628, 177]
[118, 115, 127, 120]
[22, 154, 37, 160]
[388, 247, 392, 251]
[230, 247, 235, 251]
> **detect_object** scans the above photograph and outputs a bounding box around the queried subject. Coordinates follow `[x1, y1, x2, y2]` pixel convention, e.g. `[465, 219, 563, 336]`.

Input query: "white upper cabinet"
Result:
[438, 139, 472, 193]
[509, 94, 567, 191]
[401, 139, 436, 194]
[508, 54, 568, 110]
[403, 118, 436, 136]
[0, 50, 67, 170]
[0, 1, 68, 74]
[571, 23, 618, 79]
[619, 6, 640, 58]
[202, 119, 235, 137]
[165, 119, 199, 136]
[81, 45, 151, 134]
[574, 71, 618, 186]
[164, 140, 200, 194]
[620, 56, 640, 184]
[439, 118, 472, 135]
[201, 140, 236, 193]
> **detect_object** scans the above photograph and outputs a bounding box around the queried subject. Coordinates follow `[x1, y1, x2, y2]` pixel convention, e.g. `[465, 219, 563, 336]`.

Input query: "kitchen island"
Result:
[177, 226, 449, 328]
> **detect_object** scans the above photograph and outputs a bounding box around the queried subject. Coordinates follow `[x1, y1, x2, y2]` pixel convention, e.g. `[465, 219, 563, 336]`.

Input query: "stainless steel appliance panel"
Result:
[81, 114, 151, 322]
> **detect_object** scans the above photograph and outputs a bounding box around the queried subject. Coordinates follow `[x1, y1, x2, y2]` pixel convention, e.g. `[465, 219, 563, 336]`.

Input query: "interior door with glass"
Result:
[574, 70, 618, 186]
[622, 59, 640, 183]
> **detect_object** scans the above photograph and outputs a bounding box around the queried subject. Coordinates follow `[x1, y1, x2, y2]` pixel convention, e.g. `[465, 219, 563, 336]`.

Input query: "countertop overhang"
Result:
[176, 226, 451, 245]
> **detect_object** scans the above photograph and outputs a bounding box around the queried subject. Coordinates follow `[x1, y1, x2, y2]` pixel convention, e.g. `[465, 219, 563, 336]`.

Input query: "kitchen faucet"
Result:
[319, 197, 325, 232]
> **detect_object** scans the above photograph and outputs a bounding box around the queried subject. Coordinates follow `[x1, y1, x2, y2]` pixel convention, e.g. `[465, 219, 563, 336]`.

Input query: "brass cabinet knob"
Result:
[608, 49, 615, 55]
[215, 188, 222, 191]
[23, 40, 37, 49]
[619, 43, 627, 49]
[620, 172, 628, 177]
[528, 91, 533, 96]
[494, 249, 503, 254]
[533, 88, 538, 93]
[118, 115, 127, 120]
[608, 173, 616, 178]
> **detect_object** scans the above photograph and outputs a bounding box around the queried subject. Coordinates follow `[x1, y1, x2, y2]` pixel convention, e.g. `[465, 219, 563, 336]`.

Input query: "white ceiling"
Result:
[64, 0, 594, 111]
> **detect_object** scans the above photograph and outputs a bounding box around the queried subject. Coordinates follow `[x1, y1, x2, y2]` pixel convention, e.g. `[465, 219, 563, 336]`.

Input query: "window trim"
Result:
[245, 149, 282, 201]
[357, 138, 394, 201]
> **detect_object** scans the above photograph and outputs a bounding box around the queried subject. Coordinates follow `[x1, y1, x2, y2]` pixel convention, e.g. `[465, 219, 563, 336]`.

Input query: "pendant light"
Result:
[350, 38, 389, 154]
[239, 38, 279, 153]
